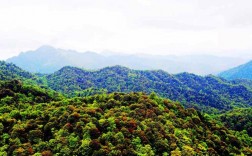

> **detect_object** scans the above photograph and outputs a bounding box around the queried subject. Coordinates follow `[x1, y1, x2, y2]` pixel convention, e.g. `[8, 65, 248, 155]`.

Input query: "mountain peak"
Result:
[6, 46, 247, 75]
[102, 65, 130, 70]
[58, 66, 81, 72]
[37, 45, 56, 51]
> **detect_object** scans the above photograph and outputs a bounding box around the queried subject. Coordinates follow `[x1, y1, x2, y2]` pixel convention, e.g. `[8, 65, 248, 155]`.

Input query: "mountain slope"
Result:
[0, 80, 61, 106]
[7, 46, 81, 73]
[1, 60, 252, 112]
[219, 60, 252, 80]
[46, 66, 252, 112]
[0, 61, 34, 80]
[219, 108, 252, 136]
[7, 45, 246, 75]
[0, 89, 251, 155]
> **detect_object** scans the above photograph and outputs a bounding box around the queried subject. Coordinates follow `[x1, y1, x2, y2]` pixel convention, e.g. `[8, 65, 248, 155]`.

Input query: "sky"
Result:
[1, 0, 252, 59]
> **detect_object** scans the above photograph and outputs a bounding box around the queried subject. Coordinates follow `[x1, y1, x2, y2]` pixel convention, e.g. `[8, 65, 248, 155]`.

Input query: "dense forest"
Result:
[0, 80, 251, 155]
[231, 79, 252, 89]
[219, 108, 252, 136]
[0, 61, 34, 81]
[0, 61, 252, 155]
[46, 66, 252, 112]
[2, 61, 252, 113]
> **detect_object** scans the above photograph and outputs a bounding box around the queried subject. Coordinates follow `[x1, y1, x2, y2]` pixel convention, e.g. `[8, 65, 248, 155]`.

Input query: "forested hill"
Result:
[46, 66, 252, 112]
[219, 60, 252, 80]
[0, 61, 34, 81]
[0, 84, 251, 155]
[219, 108, 252, 136]
[231, 79, 252, 88]
[0, 62, 251, 155]
[0, 80, 62, 106]
[1, 60, 252, 112]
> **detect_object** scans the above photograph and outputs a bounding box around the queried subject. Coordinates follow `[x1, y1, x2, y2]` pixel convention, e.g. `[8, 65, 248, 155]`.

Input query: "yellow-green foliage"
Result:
[0, 81, 251, 155]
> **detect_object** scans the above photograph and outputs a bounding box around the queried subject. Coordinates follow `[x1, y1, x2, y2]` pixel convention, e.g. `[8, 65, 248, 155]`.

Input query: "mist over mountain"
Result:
[6, 46, 104, 73]
[7, 45, 246, 75]
[219, 60, 252, 80]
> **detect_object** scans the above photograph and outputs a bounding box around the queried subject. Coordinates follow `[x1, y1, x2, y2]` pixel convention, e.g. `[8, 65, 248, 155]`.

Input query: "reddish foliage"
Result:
[90, 139, 101, 150]
[27, 147, 33, 154]
[127, 119, 137, 133]
[90, 127, 101, 139]
[41, 150, 53, 156]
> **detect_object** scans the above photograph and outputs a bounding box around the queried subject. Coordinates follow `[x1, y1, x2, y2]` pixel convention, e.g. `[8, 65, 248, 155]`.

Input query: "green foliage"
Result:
[0, 61, 34, 81]
[0, 80, 62, 105]
[0, 62, 252, 155]
[0, 86, 251, 155]
[219, 108, 252, 136]
[46, 66, 252, 112]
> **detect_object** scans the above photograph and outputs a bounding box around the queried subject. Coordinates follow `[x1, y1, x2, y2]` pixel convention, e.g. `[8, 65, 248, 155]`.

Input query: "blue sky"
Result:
[1, 0, 252, 59]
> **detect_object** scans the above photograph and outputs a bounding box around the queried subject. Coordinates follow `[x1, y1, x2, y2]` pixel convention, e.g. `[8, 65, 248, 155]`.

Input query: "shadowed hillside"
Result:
[46, 66, 252, 112]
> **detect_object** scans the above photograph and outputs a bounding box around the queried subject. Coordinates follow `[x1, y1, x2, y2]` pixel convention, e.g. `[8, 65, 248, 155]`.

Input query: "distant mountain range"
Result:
[6, 45, 247, 75]
[219, 60, 252, 80]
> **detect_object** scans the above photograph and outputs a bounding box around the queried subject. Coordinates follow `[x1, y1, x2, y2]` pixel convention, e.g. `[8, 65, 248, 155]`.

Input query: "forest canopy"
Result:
[0, 80, 251, 155]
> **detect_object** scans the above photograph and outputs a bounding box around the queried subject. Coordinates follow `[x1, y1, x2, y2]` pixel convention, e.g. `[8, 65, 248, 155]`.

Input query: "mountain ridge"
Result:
[1, 60, 252, 113]
[7, 45, 247, 75]
[219, 60, 252, 80]
[0, 61, 35, 80]
[46, 65, 252, 112]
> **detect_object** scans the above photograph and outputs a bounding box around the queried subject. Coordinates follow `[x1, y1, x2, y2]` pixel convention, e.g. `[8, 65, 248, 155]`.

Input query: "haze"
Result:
[1, 0, 252, 59]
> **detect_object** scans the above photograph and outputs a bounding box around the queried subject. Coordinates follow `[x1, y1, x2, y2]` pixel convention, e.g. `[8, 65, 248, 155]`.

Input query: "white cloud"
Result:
[0, 0, 252, 59]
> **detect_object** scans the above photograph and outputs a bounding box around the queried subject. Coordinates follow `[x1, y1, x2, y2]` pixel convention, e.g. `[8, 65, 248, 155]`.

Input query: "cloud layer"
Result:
[0, 0, 252, 59]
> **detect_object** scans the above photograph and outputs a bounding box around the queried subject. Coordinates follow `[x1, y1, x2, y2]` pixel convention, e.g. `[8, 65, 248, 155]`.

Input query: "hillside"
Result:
[231, 79, 252, 88]
[0, 61, 34, 81]
[0, 83, 251, 155]
[7, 45, 246, 75]
[219, 60, 252, 80]
[46, 66, 252, 112]
[0, 80, 61, 106]
[219, 108, 252, 136]
[1, 60, 252, 113]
